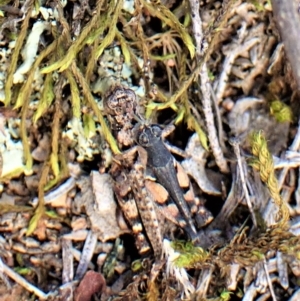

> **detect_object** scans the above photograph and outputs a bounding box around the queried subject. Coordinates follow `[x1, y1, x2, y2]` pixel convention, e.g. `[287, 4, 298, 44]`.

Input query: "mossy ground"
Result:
[0, 0, 299, 300]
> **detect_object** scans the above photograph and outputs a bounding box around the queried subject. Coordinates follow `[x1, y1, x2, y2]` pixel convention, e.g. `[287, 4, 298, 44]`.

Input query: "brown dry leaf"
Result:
[63, 229, 88, 241]
[73, 172, 126, 241]
[7, 180, 29, 196]
[71, 217, 88, 231]
[74, 270, 106, 301]
[31, 134, 50, 162]
[33, 217, 47, 240]
[47, 193, 69, 208]
[182, 133, 221, 196]
[0, 193, 16, 206]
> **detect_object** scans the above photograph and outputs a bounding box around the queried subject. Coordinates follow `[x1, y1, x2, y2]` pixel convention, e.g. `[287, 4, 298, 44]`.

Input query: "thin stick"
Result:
[188, 0, 229, 173]
[0, 258, 55, 299]
[230, 138, 257, 227]
[263, 257, 277, 301]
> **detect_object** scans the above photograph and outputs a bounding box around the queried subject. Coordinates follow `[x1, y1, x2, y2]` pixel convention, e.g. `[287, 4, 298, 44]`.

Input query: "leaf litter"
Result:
[0, 0, 300, 300]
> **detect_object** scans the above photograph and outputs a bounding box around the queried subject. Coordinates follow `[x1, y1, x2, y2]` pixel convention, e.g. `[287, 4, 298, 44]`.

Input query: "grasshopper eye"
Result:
[138, 132, 149, 147]
[151, 125, 162, 137]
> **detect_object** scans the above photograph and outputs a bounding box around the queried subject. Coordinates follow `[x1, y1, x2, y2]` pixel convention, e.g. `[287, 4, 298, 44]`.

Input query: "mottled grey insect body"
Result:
[104, 85, 164, 256]
[137, 125, 198, 239]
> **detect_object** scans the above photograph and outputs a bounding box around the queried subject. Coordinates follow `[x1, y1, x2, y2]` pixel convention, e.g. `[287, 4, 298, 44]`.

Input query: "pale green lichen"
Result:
[62, 118, 103, 162]
[0, 118, 26, 180]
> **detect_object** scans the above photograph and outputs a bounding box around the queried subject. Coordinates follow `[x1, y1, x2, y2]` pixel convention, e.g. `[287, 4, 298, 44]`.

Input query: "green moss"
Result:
[171, 240, 209, 268]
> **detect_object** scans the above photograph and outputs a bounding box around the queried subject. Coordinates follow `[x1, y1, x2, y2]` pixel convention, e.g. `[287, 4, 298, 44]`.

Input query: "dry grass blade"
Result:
[26, 164, 49, 235]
